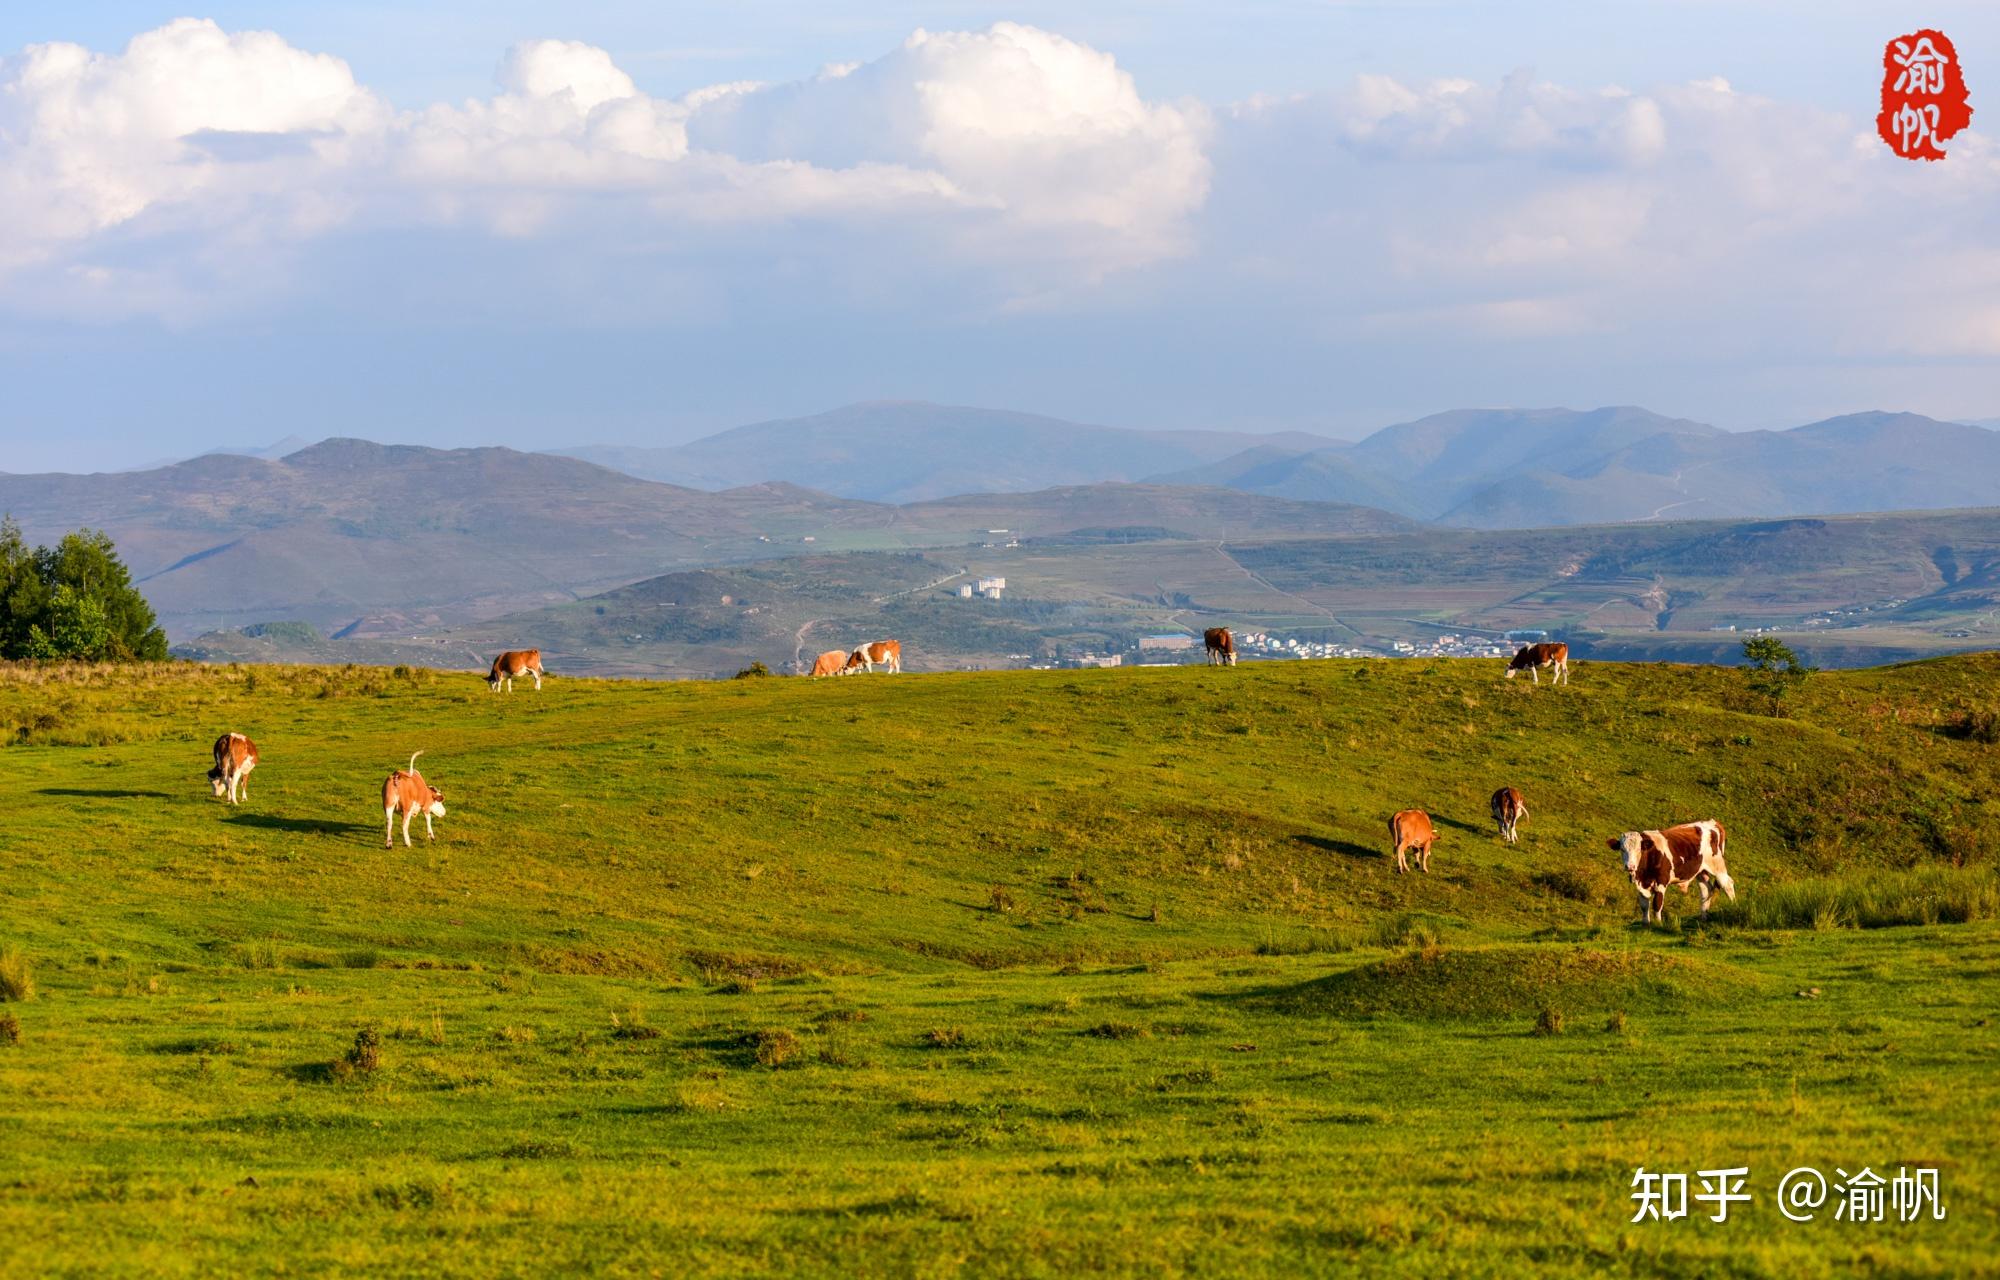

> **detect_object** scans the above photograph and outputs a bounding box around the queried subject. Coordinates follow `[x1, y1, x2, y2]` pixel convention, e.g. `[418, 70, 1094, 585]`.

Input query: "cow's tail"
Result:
[408, 750, 424, 775]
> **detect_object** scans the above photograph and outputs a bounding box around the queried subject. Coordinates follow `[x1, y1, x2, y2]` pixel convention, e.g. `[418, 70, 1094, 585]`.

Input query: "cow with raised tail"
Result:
[844, 639, 903, 675]
[1490, 786, 1528, 844]
[1389, 809, 1435, 874]
[1610, 819, 1735, 924]
[1506, 642, 1569, 685]
[383, 751, 447, 849]
[207, 732, 259, 804]
[1204, 628, 1237, 667]
[488, 650, 544, 693]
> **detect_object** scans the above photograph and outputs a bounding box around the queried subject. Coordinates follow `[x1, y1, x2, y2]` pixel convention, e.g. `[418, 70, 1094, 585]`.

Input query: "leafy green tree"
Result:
[24, 585, 112, 660]
[1742, 636, 1811, 714]
[0, 520, 167, 662]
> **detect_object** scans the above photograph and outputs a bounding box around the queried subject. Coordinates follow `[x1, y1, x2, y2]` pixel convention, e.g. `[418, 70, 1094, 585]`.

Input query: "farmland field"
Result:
[1, 656, 1997, 1277]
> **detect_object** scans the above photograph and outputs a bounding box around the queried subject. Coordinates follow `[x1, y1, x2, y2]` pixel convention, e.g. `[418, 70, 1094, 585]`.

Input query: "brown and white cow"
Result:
[207, 732, 259, 804]
[383, 751, 447, 849]
[488, 650, 544, 693]
[1490, 786, 1528, 844]
[844, 639, 903, 675]
[1609, 819, 1736, 924]
[1204, 627, 1237, 667]
[808, 649, 850, 678]
[1388, 809, 1436, 874]
[1505, 642, 1569, 685]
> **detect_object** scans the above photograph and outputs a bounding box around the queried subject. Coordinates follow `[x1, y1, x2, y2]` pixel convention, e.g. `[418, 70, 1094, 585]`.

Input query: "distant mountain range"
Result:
[565, 402, 2000, 528]
[0, 441, 1401, 640]
[557, 402, 1342, 503]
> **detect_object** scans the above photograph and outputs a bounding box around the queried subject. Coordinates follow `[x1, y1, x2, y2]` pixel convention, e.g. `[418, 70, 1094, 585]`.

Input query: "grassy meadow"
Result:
[1, 655, 1997, 1276]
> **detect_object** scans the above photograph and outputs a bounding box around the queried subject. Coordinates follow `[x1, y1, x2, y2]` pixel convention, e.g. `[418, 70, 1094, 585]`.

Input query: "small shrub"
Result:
[1531, 868, 1601, 904]
[1942, 709, 2000, 744]
[988, 885, 1017, 915]
[495, 1025, 537, 1044]
[1371, 914, 1442, 950]
[922, 1025, 968, 1049]
[1532, 1007, 1565, 1037]
[732, 662, 773, 679]
[1604, 1010, 1628, 1035]
[746, 1027, 802, 1068]
[1085, 1021, 1150, 1041]
[344, 1027, 382, 1073]
[0, 949, 33, 1002]
[610, 1024, 661, 1041]
[0, 1012, 19, 1045]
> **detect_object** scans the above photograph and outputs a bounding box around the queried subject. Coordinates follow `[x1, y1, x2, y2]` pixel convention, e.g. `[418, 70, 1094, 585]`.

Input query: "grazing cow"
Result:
[1204, 627, 1237, 667]
[1609, 819, 1736, 924]
[1505, 642, 1570, 685]
[207, 732, 259, 805]
[487, 649, 544, 693]
[1388, 809, 1436, 875]
[808, 649, 849, 678]
[383, 751, 447, 849]
[1490, 786, 1528, 844]
[843, 639, 903, 675]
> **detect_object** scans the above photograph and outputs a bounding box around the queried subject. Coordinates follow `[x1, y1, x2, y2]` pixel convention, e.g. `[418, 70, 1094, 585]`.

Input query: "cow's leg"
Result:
[424, 811, 435, 842]
[1698, 879, 1713, 917]
[1394, 845, 1407, 874]
[401, 810, 415, 848]
[531, 669, 542, 690]
[385, 807, 396, 849]
[1531, 665, 1540, 685]
[1419, 843, 1430, 873]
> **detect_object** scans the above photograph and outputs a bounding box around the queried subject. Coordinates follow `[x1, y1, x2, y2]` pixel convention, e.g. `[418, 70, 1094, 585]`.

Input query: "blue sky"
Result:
[1, 3, 1996, 472]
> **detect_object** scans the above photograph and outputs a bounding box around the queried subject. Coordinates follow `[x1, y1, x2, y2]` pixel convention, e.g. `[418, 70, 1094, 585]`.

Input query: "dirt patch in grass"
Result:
[1262, 945, 1767, 1021]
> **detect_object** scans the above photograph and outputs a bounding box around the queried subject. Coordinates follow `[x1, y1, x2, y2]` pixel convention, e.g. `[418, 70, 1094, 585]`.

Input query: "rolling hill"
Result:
[558, 401, 1343, 503]
[0, 443, 1405, 642]
[1, 656, 1995, 1275]
[1163, 408, 2000, 528]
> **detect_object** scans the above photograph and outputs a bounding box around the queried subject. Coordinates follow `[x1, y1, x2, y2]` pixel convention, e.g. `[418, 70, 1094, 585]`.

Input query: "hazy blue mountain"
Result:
[558, 401, 1343, 503]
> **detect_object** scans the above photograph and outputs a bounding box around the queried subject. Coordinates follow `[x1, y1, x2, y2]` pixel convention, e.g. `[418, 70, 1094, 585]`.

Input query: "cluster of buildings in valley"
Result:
[954, 576, 1008, 600]
[1043, 629, 1525, 669]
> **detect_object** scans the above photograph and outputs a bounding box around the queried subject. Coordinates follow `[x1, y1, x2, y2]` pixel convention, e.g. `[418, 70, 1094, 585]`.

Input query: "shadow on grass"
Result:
[225, 813, 374, 837]
[1293, 834, 1382, 862]
[37, 787, 170, 799]
[1431, 814, 1488, 836]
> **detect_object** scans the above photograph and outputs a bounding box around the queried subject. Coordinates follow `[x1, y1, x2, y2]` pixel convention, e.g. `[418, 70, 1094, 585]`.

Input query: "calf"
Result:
[1505, 642, 1569, 686]
[1609, 819, 1735, 924]
[1388, 809, 1435, 874]
[808, 649, 849, 678]
[207, 732, 259, 805]
[1490, 786, 1528, 844]
[844, 639, 903, 675]
[1204, 627, 1237, 667]
[383, 751, 447, 849]
[488, 649, 544, 693]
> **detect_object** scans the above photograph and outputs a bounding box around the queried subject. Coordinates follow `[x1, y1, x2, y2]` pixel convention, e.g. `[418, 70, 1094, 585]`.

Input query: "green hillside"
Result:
[1, 656, 1996, 1275]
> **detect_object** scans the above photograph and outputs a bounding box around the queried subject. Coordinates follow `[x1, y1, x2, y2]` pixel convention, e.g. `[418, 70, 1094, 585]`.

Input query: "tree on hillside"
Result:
[0, 519, 168, 661]
[1742, 636, 1811, 715]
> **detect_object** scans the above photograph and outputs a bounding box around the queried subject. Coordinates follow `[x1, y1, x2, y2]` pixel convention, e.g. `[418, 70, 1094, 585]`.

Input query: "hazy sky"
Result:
[1, 3, 1996, 472]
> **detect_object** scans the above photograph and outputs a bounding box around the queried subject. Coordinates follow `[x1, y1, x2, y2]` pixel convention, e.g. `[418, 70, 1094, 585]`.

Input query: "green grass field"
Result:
[1, 656, 1997, 1277]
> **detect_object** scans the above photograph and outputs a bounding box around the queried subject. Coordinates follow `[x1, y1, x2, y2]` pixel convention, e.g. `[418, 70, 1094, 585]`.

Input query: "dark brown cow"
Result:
[1490, 786, 1528, 844]
[207, 732, 259, 805]
[488, 649, 545, 693]
[1505, 642, 1569, 685]
[843, 639, 903, 674]
[809, 649, 850, 678]
[1609, 819, 1735, 923]
[1389, 809, 1435, 874]
[383, 751, 447, 848]
[1204, 627, 1236, 667]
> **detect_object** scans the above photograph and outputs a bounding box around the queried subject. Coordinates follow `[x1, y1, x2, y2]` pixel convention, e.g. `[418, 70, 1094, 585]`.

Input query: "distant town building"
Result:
[957, 584, 975, 599]
[976, 576, 1007, 592]
[1139, 634, 1196, 651]
[981, 586, 1003, 600]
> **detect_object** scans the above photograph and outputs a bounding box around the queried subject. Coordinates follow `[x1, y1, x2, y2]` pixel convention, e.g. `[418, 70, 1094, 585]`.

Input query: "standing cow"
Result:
[488, 649, 545, 693]
[808, 649, 849, 678]
[1204, 628, 1237, 667]
[383, 751, 447, 849]
[207, 732, 259, 805]
[1609, 819, 1736, 923]
[1490, 786, 1528, 844]
[1505, 642, 1570, 685]
[1389, 809, 1435, 874]
[844, 639, 903, 674]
